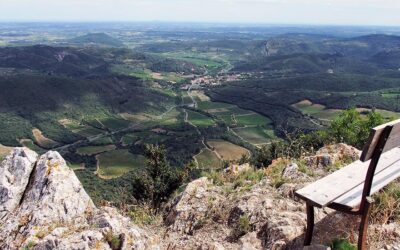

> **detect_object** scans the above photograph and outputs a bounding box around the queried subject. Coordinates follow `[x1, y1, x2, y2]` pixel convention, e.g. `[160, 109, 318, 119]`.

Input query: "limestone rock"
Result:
[282, 163, 311, 182]
[166, 177, 224, 235]
[304, 143, 360, 169]
[0, 148, 159, 250]
[239, 232, 262, 250]
[0, 147, 38, 220]
[224, 163, 251, 175]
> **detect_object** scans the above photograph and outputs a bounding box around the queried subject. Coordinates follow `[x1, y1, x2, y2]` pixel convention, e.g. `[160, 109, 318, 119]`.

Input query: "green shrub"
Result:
[21, 241, 36, 250]
[128, 205, 161, 226]
[329, 238, 356, 250]
[329, 108, 384, 149]
[132, 144, 184, 208]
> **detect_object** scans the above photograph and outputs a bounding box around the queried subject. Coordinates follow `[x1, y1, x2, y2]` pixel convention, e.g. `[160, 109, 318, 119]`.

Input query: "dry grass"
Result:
[0, 144, 12, 161]
[370, 181, 400, 224]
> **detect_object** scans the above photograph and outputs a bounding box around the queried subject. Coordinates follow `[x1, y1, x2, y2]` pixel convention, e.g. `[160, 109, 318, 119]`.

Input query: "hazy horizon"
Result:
[1, 0, 400, 26]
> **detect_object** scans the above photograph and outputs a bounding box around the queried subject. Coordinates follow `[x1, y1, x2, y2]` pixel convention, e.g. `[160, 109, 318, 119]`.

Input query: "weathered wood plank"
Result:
[295, 147, 400, 208]
[333, 159, 400, 208]
[361, 119, 400, 162]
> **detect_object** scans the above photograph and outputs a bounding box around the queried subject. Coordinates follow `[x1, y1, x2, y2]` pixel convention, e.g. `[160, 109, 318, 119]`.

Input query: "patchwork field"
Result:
[356, 108, 400, 120]
[233, 127, 277, 145]
[292, 100, 343, 121]
[293, 100, 400, 122]
[186, 110, 215, 126]
[67, 162, 85, 171]
[194, 148, 223, 169]
[32, 128, 60, 148]
[59, 119, 104, 138]
[119, 113, 154, 123]
[207, 139, 250, 161]
[96, 149, 146, 179]
[76, 145, 116, 156]
[98, 117, 131, 131]
[197, 101, 272, 127]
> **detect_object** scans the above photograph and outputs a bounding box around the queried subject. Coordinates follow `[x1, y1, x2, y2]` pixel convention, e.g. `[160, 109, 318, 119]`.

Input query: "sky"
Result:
[1, 0, 400, 26]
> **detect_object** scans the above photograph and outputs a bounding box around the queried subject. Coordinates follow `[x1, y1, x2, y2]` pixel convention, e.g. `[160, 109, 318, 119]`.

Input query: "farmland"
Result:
[2, 23, 400, 203]
[207, 139, 250, 161]
[76, 145, 116, 156]
[194, 149, 223, 169]
[96, 149, 146, 179]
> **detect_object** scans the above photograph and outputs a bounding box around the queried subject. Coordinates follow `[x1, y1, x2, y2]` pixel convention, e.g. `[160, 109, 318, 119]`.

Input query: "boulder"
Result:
[0, 148, 38, 220]
[0, 148, 159, 250]
[304, 143, 361, 169]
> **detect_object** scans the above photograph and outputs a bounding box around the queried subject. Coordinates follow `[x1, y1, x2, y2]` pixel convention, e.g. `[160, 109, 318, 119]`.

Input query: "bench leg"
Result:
[304, 203, 314, 246]
[358, 197, 374, 250]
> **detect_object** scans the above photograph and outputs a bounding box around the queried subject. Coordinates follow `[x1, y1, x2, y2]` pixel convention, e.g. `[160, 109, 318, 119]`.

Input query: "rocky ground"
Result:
[0, 144, 399, 249]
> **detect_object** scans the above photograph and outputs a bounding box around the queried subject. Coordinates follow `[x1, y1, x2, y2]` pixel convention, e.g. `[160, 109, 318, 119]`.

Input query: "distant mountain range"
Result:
[69, 33, 125, 47]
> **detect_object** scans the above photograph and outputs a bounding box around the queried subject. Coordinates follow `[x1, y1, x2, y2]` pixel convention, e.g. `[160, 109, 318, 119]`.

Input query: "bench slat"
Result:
[295, 147, 400, 208]
[333, 158, 400, 207]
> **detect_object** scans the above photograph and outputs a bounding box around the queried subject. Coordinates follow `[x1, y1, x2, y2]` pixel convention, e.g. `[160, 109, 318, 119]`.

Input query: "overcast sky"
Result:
[1, 0, 400, 26]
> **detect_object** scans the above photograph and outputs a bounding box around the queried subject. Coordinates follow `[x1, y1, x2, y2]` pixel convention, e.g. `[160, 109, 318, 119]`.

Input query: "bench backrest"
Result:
[360, 118, 400, 162]
[359, 118, 400, 210]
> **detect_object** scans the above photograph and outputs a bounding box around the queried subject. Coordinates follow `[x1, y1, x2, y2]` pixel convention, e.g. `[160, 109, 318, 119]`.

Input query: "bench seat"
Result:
[296, 147, 400, 209]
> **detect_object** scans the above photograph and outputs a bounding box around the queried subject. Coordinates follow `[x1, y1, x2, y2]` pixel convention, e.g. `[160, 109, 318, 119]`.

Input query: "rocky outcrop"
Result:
[1, 144, 399, 249]
[163, 144, 400, 250]
[304, 143, 360, 169]
[0, 148, 159, 250]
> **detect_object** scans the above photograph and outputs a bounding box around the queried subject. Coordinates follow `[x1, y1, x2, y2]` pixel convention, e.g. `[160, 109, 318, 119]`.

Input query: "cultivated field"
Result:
[194, 148, 223, 169]
[292, 100, 342, 121]
[59, 119, 104, 138]
[293, 100, 400, 122]
[186, 110, 215, 126]
[207, 139, 250, 161]
[96, 149, 146, 179]
[197, 101, 272, 127]
[233, 127, 277, 145]
[76, 145, 116, 156]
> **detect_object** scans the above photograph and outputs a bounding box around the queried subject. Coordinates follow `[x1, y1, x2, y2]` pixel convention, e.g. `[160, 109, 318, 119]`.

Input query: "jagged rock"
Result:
[166, 177, 224, 235]
[224, 163, 251, 175]
[282, 163, 311, 182]
[0, 148, 159, 250]
[239, 232, 262, 250]
[277, 183, 308, 200]
[304, 143, 360, 169]
[0, 148, 38, 220]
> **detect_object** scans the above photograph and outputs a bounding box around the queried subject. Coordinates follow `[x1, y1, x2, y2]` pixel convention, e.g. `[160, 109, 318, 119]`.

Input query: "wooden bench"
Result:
[295, 119, 400, 249]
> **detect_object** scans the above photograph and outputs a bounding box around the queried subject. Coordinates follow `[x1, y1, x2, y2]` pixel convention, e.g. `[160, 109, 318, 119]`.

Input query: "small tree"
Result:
[135, 144, 183, 208]
[329, 108, 384, 149]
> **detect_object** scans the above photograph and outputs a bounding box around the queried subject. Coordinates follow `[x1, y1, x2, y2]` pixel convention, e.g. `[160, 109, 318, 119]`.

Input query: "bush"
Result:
[329, 238, 356, 250]
[133, 144, 184, 208]
[128, 204, 161, 226]
[329, 108, 384, 149]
